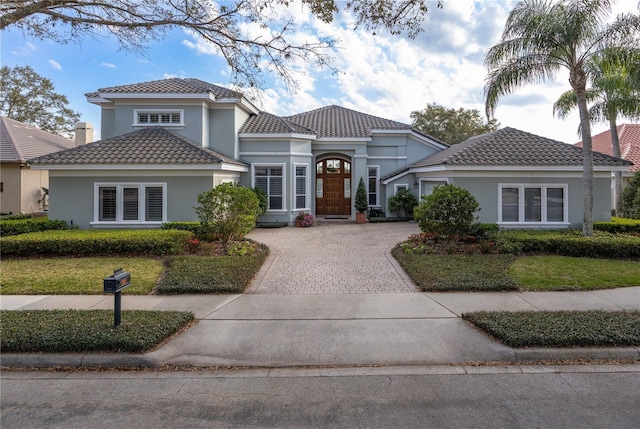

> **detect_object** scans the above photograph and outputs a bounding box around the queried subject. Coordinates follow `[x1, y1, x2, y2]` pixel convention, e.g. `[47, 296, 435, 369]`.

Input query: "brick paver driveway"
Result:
[245, 222, 421, 294]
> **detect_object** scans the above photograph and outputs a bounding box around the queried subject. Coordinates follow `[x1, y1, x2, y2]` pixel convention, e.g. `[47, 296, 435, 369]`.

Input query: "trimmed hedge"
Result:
[0, 229, 193, 257]
[0, 217, 72, 237]
[463, 310, 640, 348]
[161, 221, 203, 234]
[496, 230, 640, 259]
[0, 309, 194, 353]
[594, 217, 640, 234]
[157, 246, 269, 294]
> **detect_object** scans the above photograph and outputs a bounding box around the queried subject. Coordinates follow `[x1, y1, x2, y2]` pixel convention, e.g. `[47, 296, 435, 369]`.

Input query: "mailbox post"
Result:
[103, 268, 131, 327]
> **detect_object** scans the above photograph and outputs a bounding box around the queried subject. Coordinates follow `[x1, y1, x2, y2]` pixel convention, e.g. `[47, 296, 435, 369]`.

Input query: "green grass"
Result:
[0, 310, 194, 353]
[509, 256, 640, 290]
[391, 247, 518, 291]
[0, 258, 163, 295]
[463, 311, 640, 348]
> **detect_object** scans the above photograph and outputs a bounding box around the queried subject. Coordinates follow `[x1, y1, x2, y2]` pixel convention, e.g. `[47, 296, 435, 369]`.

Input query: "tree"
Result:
[0, 65, 81, 137]
[410, 103, 499, 145]
[413, 184, 480, 239]
[484, 0, 640, 236]
[195, 183, 261, 253]
[1, 0, 441, 91]
[622, 170, 640, 219]
[554, 48, 640, 215]
[354, 177, 368, 213]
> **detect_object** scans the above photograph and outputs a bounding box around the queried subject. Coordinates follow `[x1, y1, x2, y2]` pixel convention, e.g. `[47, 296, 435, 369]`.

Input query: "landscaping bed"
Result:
[0, 310, 194, 353]
[463, 311, 640, 348]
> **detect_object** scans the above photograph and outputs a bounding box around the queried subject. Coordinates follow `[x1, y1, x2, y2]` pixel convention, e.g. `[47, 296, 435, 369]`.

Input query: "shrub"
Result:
[252, 187, 268, 215]
[469, 223, 500, 239]
[594, 217, 640, 234]
[622, 170, 640, 218]
[388, 188, 418, 218]
[0, 229, 192, 257]
[354, 177, 368, 213]
[195, 183, 260, 253]
[161, 221, 203, 235]
[0, 309, 194, 353]
[0, 217, 72, 237]
[413, 184, 480, 238]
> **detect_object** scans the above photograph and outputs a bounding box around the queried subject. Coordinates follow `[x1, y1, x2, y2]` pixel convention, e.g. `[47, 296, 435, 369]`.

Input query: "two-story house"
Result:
[29, 78, 630, 229]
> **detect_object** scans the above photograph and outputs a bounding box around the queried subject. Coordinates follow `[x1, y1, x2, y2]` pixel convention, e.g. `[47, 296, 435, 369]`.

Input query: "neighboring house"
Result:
[28, 78, 630, 229]
[0, 117, 86, 214]
[575, 124, 640, 208]
[383, 127, 631, 228]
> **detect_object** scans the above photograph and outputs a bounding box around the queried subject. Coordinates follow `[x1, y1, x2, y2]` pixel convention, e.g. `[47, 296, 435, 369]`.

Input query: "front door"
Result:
[316, 159, 351, 216]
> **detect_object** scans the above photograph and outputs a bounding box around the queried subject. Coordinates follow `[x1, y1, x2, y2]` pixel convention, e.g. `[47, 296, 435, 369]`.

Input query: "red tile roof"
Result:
[575, 124, 640, 171]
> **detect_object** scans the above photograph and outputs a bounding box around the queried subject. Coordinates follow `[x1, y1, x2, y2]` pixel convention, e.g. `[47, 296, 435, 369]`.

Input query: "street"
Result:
[1, 365, 639, 428]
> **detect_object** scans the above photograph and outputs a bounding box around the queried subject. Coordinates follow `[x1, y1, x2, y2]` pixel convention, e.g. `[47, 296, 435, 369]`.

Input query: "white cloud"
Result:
[48, 59, 62, 70]
[10, 42, 37, 57]
[101, 63, 116, 68]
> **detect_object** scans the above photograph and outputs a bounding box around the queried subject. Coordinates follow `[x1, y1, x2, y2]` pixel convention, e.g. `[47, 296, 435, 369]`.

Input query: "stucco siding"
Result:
[0, 164, 22, 214]
[209, 108, 238, 158]
[21, 169, 48, 214]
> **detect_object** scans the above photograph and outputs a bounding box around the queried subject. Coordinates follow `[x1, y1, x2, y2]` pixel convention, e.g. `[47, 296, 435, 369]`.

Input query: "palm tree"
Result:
[484, 0, 640, 236]
[554, 48, 640, 215]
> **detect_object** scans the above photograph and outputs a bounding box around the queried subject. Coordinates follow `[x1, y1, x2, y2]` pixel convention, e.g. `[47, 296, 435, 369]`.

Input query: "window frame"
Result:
[394, 184, 409, 194]
[252, 163, 286, 213]
[498, 183, 569, 226]
[293, 163, 309, 211]
[92, 183, 167, 227]
[133, 109, 184, 127]
[367, 165, 380, 208]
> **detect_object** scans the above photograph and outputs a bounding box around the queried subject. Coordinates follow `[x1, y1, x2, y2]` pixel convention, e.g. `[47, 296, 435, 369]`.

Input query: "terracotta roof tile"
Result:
[575, 124, 640, 171]
[0, 117, 75, 163]
[28, 127, 246, 167]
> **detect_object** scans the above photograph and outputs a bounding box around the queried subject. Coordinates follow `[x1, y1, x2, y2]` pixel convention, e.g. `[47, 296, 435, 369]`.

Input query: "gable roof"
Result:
[0, 117, 75, 163]
[575, 124, 640, 172]
[411, 127, 632, 168]
[28, 127, 247, 168]
[285, 105, 413, 138]
[86, 78, 243, 99]
[239, 112, 316, 135]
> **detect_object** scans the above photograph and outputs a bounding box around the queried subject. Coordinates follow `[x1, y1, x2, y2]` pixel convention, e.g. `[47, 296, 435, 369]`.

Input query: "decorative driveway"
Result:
[245, 222, 421, 294]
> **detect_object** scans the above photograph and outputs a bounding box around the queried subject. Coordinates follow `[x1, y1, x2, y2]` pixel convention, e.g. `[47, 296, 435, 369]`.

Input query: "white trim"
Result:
[240, 152, 314, 157]
[498, 183, 569, 225]
[252, 163, 286, 212]
[366, 156, 408, 160]
[238, 133, 316, 140]
[316, 137, 371, 143]
[93, 182, 167, 225]
[293, 162, 310, 211]
[34, 163, 248, 172]
[394, 184, 409, 193]
[133, 109, 184, 127]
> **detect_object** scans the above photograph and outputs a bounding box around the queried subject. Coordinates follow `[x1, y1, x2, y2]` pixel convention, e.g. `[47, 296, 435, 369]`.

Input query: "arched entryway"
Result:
[316, 158, 351, 216]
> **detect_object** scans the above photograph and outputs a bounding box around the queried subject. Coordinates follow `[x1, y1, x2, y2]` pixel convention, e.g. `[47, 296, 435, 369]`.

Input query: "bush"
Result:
[0, 309, 194, 353]
[195, 183, 260, 252]
[414, 184, 480, 238]
[388, 188, 418, 218]
[354, 177, 368, 213]
[0, 217, 72, 237]
[469, 223, 500, 239]
[495, 230, 640, 259]
[463, 311, 640, 348]
[594, 217, 640, 234]
[157, 247, 268, 294]
[622, 170, 640, 218]
[161, 221, 203, 235]
[0, 229, 193, 257]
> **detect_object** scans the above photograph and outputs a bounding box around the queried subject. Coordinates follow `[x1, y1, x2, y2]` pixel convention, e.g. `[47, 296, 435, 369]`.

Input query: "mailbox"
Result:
[103, 268, 131, 293]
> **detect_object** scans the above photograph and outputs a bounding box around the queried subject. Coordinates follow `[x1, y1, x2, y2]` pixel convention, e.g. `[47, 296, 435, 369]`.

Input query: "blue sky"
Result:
[1, 0, 638, 142]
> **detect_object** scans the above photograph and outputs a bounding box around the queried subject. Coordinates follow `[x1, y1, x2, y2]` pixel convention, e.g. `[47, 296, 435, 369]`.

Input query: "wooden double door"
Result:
[316, 158, 352, 216]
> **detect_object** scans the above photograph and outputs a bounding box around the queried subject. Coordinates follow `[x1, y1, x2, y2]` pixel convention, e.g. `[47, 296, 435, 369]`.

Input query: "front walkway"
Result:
[245, 222, 421, 294]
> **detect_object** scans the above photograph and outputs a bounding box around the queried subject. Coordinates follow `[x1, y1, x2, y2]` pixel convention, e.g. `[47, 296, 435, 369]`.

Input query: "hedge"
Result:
[496, 230, 640, 259]
[0, 229, 193, 257]
[161, 221, 203, 234]
[0, 217, 72, 237]
[594, 217, 640, 234]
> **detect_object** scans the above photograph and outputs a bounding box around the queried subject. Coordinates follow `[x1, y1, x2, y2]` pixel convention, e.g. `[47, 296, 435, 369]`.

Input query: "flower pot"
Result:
[355, 212, 367, 224]
[295, 220, 302, 227]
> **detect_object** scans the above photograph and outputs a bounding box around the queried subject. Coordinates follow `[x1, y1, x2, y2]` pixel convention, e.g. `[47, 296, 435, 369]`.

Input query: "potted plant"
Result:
[295, 212, 314, 227]
[354, 177, 368, 224]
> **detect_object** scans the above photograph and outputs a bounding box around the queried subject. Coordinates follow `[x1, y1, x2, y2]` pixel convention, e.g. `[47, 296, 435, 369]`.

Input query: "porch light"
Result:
[413, 180, 419, 189]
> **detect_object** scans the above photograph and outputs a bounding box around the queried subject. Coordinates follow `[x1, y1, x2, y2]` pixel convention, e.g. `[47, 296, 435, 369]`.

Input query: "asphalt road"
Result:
[2, 365, 639, 428]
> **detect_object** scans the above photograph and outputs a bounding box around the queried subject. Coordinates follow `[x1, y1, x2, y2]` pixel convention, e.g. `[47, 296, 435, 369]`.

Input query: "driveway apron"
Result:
[245, 223, 421, 294]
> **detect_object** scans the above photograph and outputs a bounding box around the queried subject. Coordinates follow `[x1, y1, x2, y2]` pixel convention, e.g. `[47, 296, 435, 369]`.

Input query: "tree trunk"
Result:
[609, 120, 623, 216]
[574, 83, 594, 236]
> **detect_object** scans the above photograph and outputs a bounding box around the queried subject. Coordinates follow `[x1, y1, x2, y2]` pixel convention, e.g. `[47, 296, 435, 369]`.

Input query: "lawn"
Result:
[0, 257, 164, 295]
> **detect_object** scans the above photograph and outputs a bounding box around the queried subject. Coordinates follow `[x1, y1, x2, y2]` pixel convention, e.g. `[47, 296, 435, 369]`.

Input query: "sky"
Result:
[1, 0, 639, 143]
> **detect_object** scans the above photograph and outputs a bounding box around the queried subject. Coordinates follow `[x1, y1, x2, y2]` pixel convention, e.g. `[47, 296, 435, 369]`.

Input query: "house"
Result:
[0, 117, 88, 214]
[383, 127, 631, 228]
[575, 124, 640, 207]
[28, 78, 630, 229]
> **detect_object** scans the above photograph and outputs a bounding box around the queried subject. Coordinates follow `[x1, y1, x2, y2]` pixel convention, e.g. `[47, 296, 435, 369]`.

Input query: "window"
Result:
[499, 184, 567, 224]
[394, 184, 409, 194]
[294, 164, 308, 210]
[134, 110, 183, 126]
[94, 183, 166, 224]
[254, 165, 284, 211]
[368, 166, 379, 206]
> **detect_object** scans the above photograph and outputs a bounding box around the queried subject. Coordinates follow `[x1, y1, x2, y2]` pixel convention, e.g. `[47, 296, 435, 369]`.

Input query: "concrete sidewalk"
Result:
[2, 288, 639, 368]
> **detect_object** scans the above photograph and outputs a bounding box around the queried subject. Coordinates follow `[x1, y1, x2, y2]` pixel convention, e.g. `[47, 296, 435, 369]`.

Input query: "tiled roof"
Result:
[29, 127, 247, 167]
[0, 117, 75, 163]
[88, 78, 243, 99]
[284, 105, 412, 138]
[239, 112, 316, 135]
[575, 124, 640, 172]
[410, 127, 631, 169]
